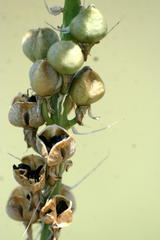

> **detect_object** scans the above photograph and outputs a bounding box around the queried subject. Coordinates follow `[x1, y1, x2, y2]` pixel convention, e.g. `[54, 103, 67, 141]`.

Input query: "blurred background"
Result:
[1, 0, 160, 239]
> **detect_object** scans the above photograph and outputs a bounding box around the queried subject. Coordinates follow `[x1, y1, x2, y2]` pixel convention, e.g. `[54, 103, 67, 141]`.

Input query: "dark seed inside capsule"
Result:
[24, 112, 30, 125]
[39, 134, 68, 153]
[13, 164, 43, 182]
[46, 208, 53, 214]
[26, 194, 31, 200]
[28, 95, 37, 102]
[56, 200, 68, 216]
[18, 205, 24, 218]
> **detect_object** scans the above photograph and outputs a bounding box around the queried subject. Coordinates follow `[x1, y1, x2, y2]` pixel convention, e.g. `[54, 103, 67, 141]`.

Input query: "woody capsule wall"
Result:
[1, 0, 160, 239]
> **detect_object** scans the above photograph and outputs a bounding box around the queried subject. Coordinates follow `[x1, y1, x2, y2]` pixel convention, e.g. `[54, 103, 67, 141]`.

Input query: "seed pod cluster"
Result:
[7, 1, 107, 239]
[7, 125, 76, 231]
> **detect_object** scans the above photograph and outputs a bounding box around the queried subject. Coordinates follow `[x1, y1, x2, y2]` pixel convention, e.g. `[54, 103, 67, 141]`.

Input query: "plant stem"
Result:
[40, 1, 81, 239]
[61, 0, 81, 40]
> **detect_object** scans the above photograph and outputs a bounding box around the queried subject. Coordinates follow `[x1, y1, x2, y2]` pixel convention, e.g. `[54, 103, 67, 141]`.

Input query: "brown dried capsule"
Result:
[8, 93, 44, 128]
[6, 186, 39, 222]
[40, 195, 72, 228]
[22, 27, 59, 62]
[36, 124, 76, 166]
[29, 60, 62, 97]
[70, 67, 105, 106]
[13, 154, 46, 193]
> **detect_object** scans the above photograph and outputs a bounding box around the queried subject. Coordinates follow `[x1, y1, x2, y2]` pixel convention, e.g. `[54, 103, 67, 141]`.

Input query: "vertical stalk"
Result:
[61, 0, 81, 40]
[40, 1, 81, 239]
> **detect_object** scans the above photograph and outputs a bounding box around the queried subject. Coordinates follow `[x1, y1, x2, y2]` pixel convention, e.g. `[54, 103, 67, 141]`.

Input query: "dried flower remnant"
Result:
[36, 124, 76, 166]
[13, 155, 46, 193]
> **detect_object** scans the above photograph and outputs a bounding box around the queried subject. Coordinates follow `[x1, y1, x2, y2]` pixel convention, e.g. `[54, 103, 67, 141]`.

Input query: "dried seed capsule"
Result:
[8, 93, 44, 128]
[22, 27, 59, 62]
[6, 186, 39, 222]
[70, 67, 105, 106]
[47, 40, 84, 74]
[13, 154, 46, 193]
[70, 4, 107, 43]
[29, 60, 62, 96]
[40, 195, 72, 228]
[36, 124, 76, 166]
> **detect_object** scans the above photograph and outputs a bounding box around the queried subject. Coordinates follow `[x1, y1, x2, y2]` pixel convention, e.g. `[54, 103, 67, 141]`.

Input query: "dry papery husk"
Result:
[6, 186, 40, 222]
[8, 93, 44, 128]
[13, 154, 46, 193]
[40, 195, 72, 228]
[23, 127, 38, 151]
[61, 184, 76, 212]
[36, 124, 76, 166]
[47, 165, 61, 186]
[47, 160, 73, 186]
[75, 105, 88, 125]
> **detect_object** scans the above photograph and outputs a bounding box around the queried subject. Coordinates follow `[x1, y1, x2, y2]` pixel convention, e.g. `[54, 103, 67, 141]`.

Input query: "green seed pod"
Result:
[70, 67, 105, 106]
[70, 5, 107, 43]
[29, 60, 62, 96]
[22, 27, 59, 62]
[47, 40, 84, 74]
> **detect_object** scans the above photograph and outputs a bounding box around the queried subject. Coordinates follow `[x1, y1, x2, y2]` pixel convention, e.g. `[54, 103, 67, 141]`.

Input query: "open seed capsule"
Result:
[40, 195, 72, 228]
[13, 154, 46, 193]
[6, 186, 39, 222]
[70, 4, 107, 43]
[70, 67, 105, 106]
[22, 27, 59, 62]
[29, 60, 62, 96]
[47, 40, 84, 74]
[36, 124, 76, 166]
[8, 93, 44, 128]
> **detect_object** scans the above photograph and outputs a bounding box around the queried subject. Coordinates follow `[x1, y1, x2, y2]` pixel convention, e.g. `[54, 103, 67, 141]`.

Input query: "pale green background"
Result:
[0, 0, 160, 239]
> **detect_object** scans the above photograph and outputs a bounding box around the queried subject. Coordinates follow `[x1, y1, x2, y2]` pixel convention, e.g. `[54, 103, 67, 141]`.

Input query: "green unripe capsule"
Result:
[70, 4, 107, 43]
[29, 60, 62, 97]
[47, 40, 84, 74]
[22, 27, 59, 62]
[70, 67, 105, 106]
